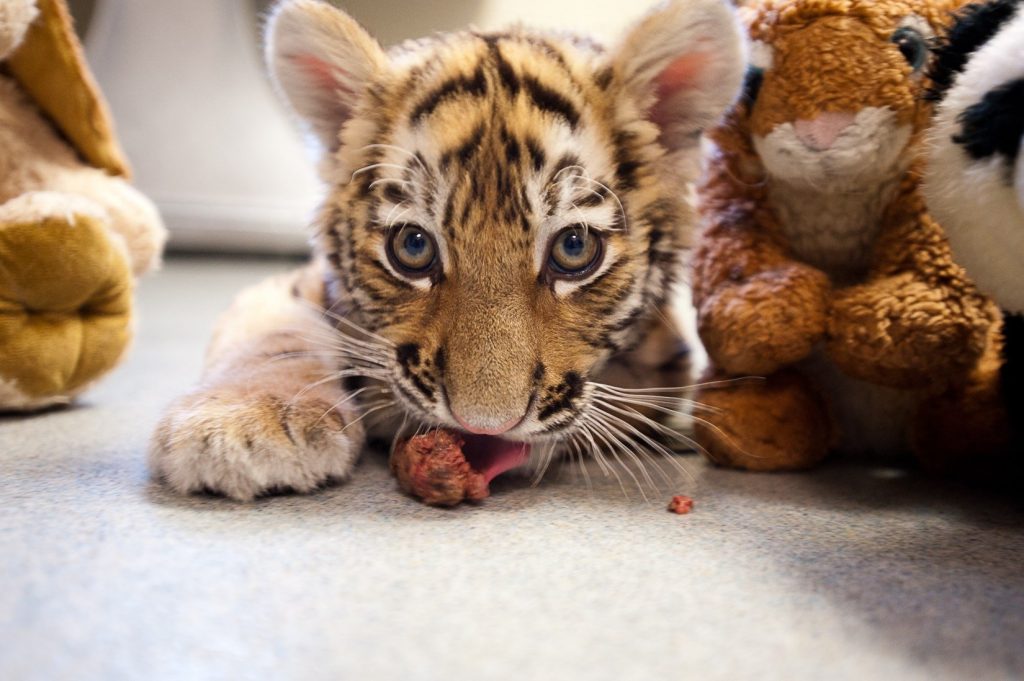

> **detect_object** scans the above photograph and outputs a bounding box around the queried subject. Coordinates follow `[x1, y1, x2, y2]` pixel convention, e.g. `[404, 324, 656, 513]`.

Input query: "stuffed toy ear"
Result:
[612, 0, 746, 151]
[265, 0, 388, 151]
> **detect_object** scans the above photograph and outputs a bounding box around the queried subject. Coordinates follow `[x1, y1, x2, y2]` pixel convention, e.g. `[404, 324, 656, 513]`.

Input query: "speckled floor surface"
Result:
[2, 256, 1023, 681]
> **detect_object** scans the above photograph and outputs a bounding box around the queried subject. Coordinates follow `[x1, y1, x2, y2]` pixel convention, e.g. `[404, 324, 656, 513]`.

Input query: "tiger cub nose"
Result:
[793, 112, 856, 151]
[452, 411, 524, 436]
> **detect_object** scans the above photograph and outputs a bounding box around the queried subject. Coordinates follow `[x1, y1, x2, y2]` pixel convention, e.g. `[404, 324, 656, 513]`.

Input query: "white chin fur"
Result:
[753, 107, 911, 189]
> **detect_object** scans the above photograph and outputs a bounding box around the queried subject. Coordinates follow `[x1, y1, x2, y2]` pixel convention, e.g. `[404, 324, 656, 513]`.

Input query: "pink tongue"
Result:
[461, 434, 531, 483]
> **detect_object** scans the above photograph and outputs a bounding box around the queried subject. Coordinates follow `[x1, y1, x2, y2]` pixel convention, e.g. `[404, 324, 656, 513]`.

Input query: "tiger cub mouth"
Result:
[390, 429, 531, 506]
[460, 433, 532, 483]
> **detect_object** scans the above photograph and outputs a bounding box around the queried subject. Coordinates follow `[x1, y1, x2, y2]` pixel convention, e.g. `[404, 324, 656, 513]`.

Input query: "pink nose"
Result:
[793, 112, 856, 151]
[452, 413, 522, 436]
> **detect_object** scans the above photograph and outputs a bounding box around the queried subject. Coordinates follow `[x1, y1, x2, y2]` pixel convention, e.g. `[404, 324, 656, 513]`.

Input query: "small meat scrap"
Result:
[668, 495, 694, 515]
[390, 429, 489, 507]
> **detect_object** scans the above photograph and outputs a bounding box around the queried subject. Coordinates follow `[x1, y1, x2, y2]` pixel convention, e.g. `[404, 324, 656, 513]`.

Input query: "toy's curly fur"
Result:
[691, 0, 1010, 470]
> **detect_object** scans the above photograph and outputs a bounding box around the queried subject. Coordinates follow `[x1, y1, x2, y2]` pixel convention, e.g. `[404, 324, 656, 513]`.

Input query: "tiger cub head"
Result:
[266, 0, 744, 443]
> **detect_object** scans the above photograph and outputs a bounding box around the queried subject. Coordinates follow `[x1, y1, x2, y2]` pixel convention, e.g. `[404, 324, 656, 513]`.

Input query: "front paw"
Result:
[0, 0, 37, 60]
[826, 276, 989, 388]
[698, 265, 830, 376]
[150, 386, 365, 501]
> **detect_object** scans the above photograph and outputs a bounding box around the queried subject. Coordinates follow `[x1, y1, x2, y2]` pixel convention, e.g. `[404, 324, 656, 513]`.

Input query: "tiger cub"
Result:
[150, 0, 746, 501]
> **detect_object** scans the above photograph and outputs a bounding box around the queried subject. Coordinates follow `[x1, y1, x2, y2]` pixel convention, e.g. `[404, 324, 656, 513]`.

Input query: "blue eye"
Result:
[387, 223, 437, 276]
[404, 231, 427, 257]
[562, 232, 585, 257]
[892, 27, 928, 71]
[548, 226, 603, 278]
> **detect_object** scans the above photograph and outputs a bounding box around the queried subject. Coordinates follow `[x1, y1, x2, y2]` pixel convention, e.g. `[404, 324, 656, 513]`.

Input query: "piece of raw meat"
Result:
[668, 495, 694, 515]
[390, 430, 489, 507]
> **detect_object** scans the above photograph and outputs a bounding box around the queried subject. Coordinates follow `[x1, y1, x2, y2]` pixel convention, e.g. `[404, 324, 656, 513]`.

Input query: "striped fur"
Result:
[149, 0, 745, 500]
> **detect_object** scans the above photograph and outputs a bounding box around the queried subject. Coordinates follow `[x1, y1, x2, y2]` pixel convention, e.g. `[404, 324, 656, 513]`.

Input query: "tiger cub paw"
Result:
[150, 386, 365, 501]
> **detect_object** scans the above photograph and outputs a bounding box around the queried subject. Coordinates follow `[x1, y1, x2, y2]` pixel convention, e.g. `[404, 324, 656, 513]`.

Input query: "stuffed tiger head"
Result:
[265, 0, 744, 450]
[729, 0, 962, 190]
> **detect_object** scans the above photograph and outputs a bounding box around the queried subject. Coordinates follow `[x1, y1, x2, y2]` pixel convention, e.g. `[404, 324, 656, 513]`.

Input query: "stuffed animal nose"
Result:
[793, 112, 856, 151]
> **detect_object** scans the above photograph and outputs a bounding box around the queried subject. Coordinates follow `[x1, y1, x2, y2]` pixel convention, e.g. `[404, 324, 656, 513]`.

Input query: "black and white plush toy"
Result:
[925, 0, 1023, 439]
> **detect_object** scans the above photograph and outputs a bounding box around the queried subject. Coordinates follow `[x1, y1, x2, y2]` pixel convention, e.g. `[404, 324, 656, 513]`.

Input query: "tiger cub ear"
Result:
[611, 0, 746, 151]
[265, 0, 388, 151]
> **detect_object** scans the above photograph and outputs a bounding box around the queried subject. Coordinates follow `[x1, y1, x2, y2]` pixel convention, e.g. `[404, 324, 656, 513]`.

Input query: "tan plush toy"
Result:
[690, 0, 1008, 470]
[0, 0, 165, 410]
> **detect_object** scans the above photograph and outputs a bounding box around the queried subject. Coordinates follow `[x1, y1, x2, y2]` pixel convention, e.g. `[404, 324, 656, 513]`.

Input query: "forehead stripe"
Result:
[405, 38, 581, 130]
[501, 127, 522, 164]
[440, 123, 486, 168]
[525, 137, 546, 171]
[522, 74, 580, 129]
[487, 39, 521, 96]
[410, 65, 488, 123]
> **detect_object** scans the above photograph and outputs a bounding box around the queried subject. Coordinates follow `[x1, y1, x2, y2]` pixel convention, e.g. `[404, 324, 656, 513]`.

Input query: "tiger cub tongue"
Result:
[461, 433, 530, 483]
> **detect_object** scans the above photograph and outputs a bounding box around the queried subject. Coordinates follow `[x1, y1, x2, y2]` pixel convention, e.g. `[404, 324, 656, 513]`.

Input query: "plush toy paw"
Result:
[0, 0, 37, 61]
[827, 274, 990, 389]
[693, 370, 832, 471]
[698, 264, 830, 376]
[0, 192, 133, 410]
[105, 179, 166, 276]
[912, 324, 1015, 476]
[914, 380, 1013, 475]
[150, 383, 365, 501]
[696, 368, 831, 471]
[55, 173, 167, 276]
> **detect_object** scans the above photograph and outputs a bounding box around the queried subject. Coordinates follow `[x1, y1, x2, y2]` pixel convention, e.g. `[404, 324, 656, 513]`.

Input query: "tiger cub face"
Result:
[267, 0, 744, 441]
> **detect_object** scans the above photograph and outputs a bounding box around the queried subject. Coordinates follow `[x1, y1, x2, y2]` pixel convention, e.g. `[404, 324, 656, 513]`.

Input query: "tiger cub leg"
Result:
[150, 264, 366, 500]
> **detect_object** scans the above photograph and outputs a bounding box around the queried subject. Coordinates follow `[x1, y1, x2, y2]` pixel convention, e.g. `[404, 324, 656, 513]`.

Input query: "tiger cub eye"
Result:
[387, 224, 438, 276]
[548, 226, 604, 278]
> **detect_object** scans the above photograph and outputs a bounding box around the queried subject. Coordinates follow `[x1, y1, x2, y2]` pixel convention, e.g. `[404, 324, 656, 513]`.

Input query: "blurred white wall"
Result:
[336, 0, 662, 46]
[480, 0, 662, 40]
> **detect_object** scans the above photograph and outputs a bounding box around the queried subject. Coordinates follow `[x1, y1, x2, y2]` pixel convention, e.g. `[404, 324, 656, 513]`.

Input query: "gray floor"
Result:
[2, 256, 1023, 681]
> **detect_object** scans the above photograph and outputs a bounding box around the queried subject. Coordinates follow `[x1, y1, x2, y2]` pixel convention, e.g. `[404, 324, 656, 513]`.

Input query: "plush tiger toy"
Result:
[690, 0, 1004, 471]
[150, 0, 746, 501]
